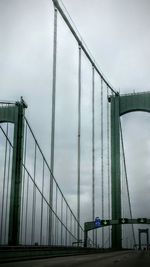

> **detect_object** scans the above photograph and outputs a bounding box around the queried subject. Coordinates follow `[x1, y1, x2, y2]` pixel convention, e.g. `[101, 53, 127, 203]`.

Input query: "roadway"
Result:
[0, 251, 150, 267]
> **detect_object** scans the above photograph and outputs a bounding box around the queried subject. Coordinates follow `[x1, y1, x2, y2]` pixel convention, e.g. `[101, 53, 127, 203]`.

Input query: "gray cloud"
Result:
[0, 0, 150, 247]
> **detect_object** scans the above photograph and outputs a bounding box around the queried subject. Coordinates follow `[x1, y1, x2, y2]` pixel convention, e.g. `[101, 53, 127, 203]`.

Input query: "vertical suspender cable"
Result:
[20, 121, 27, 243]
[31, 143, 37, 245]
[25, 173, 29, 245]
[107, 86, 111, 248]
[40, 159, 45, 245]
[0, 123, 8, 244]
[70, 212, 72, 245]
[101, 78, 104, 248]
[77, 45, 81, 243]
[49, 5, 58, 246]
[65, 205, 68, 245]
[92, 65, 95, 245]
[47, 205, 49, 245]
[120, 132, 125, 244]
[55, 186, 58, 245]
[61, 195, 63, 245]
[74, 216, 76, 242]
[120, 120, 136, 246]
[120, 129, 126, 243]
[4, 144, 11, 243]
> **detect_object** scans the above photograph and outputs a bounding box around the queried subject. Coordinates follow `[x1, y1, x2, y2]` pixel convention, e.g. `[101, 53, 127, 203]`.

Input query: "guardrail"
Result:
[0, 246, 106, 263]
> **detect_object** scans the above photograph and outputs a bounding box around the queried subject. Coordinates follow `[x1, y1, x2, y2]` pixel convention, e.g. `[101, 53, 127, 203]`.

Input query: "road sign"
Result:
[119, 218, 128, 224]
[101, 220, 110, 226]
[95, 217, 101, 228]
[137, 218, 147, 223]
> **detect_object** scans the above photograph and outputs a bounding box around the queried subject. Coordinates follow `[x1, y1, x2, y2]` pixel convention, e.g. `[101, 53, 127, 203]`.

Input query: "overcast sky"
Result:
[0, 0, 150, 246]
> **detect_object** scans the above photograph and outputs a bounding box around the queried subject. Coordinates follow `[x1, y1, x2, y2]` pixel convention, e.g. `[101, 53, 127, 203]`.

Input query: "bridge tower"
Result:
[138, 229, 149, 250]
[0, 98, 27, 245]
[110, 91, 150, 249]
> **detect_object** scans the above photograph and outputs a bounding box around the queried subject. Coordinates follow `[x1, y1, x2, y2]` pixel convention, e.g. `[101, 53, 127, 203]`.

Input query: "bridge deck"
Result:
[0, 251, 150, 267]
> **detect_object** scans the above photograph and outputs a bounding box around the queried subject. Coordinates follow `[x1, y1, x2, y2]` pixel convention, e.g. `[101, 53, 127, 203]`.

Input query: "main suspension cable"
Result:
[52, 0, 118, 96]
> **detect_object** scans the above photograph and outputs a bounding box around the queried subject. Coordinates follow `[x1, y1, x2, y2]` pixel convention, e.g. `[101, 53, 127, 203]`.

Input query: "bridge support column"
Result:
[110, 91, 150, 249]
[110, 95, 122, 249]
[8, 100, 27, 245]
[84, 230, 88, 248]
[138, 230, 141, 250]
[8, 101, 27, 245]
[0, 99, 27, 245]
[138, 229, 149, 250]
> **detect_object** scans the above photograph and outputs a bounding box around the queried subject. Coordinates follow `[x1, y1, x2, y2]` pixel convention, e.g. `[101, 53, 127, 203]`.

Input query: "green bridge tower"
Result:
[110, 91, 150, 249]
[0, 98, 27, 245]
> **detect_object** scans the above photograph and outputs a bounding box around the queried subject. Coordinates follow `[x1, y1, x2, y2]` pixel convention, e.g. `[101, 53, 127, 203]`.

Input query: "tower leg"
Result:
[8, 100, 26, 245]
[110, 95, 122, 249]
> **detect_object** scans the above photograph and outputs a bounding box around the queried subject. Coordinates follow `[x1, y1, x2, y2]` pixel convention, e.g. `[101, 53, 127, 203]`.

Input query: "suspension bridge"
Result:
[0, 0, 150, 265]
